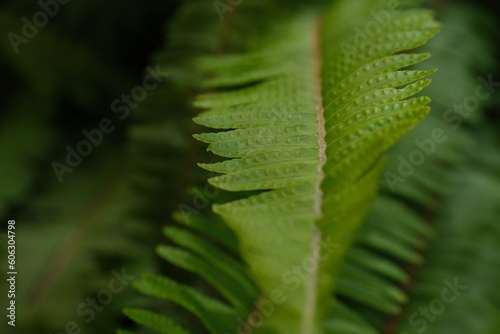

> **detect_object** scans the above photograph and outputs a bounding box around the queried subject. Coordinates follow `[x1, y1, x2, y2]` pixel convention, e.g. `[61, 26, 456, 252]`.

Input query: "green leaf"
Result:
[193, 1, 438, 332]
[123, 308, 193, 334]
[134, 274, 238, 334]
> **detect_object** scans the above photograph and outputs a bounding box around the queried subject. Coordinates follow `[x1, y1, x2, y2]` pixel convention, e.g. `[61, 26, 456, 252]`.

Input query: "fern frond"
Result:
[191, 1, 437, 333]
[124, 0, 439, 333]
[123, 308, 192, 334]
[329, 195, 434, 331]
[398, 167, 500, 334]
[391, 4, 500, 333]
[334, 4, 500, 332]
[122, 209, 255, 333]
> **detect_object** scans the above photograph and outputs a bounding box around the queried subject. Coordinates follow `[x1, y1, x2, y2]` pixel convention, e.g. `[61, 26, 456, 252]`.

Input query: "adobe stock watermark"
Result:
[385, 74, 500, 191]
[340, 0, 400, 59]
[51, 65, 169, 182]
[213, 0, 243, 21]
[49, 268, 135, 334]
[7, 0, 72, 54]
[227, 237, 341, 334]
[177, 174, 220, 224]
[400, 277, 467, 334]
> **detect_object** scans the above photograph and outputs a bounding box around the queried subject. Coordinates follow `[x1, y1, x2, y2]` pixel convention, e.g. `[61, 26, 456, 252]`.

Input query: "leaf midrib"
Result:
[302, 15, 326, 334]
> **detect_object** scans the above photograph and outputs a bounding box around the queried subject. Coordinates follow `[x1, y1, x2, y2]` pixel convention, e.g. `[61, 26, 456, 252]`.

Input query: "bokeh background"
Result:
[0, 0, 499, 333]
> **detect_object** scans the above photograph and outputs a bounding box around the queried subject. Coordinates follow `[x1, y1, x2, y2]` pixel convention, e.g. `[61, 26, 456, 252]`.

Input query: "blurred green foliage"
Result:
[0, 0, 499, 333]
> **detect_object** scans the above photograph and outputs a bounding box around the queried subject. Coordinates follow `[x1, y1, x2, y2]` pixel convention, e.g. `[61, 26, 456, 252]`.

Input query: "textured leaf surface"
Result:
[192, 1, 438, 333]
[126, 0, 439, 333]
